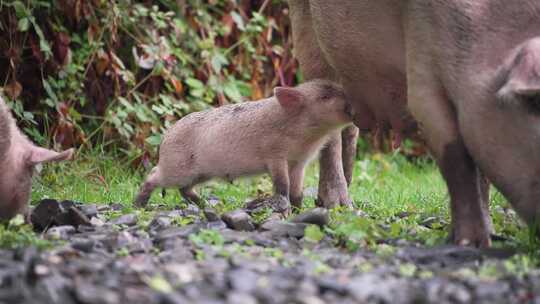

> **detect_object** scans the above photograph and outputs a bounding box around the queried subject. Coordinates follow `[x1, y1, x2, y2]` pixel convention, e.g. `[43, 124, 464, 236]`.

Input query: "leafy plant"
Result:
[0, 0, 294, 166]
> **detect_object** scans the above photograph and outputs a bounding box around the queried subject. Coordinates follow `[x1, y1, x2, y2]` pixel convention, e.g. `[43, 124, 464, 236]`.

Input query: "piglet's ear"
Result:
[274, 87, 304, 110]
[25, 147, 74, 166]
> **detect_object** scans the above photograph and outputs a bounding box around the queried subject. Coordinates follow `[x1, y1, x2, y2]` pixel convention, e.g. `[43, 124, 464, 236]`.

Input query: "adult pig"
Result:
[0, 96, 74, 220]
[289, 0, 540, 247]
[134, 79, 353, 210]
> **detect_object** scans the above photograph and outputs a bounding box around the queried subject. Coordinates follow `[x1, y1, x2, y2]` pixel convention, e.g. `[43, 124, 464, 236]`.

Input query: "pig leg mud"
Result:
[406, 28, 491, 247]
[342, 125, 359, 186]
[289, 0, 352, 208]
[288, 161, 307, 209]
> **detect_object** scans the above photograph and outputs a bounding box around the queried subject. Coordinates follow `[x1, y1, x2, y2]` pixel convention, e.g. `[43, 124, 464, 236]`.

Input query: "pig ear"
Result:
[25, 147, 74, 166]
[497, 43, 540, 106]
[274, 87, 304, 110]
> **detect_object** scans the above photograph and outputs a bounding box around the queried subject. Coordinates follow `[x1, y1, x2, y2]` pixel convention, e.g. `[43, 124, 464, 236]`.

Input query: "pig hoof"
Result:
[133, 199, 148, 208]
[451, 230, 491, 248]
[315, 196, 352, 209]
[245, 195, 291, 217]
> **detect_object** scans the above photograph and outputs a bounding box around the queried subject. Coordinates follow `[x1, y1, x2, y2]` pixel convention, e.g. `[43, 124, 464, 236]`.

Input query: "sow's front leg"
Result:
[406, 21, 491, 247]
[317, 133, 352, 208]
[288, 0, 353, 208]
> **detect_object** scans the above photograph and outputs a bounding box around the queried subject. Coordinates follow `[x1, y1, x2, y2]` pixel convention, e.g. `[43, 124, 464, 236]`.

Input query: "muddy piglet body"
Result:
[135, 79, 352, 210]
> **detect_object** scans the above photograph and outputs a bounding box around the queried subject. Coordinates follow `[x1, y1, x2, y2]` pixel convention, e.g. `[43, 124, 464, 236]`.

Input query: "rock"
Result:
[221, 210, 255, 231]
[30, 199, 91, 231]
[79, 204, 98, 218]
[110, 214, 138, 226]
[45, 225, 76, 240]
[155, 224, 202, 243]
[206, 220, 227, 230]
[90, 217, 105, 227]
[30, 199, 61, 231]
[228, 268, 259, 293]
[164, 263, 202, 285]
[204, 208, 220, 222]
[260, 220, 307, 238]
[425, 278, 471, 303]
[149, 216, 172, 232]
[183, 204, 200, 216]
[291, 208, 329, 227]
[71, 238, 96, 253]
[55, 207, 91, 227]
[227, 292, 257, 304]
[75, 282, 120, 304]
[245, 195, 290, 215]
[396, 245, 483, 267]
[316, 277, 348, 295]
[347, 274, 419, 303]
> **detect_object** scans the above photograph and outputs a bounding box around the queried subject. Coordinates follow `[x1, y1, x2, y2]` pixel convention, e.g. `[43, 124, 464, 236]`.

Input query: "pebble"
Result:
[222, 210, 256, 231]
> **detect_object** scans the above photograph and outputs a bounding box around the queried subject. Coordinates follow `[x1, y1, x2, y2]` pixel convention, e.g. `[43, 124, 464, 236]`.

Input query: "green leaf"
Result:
[8, 215, 25, 228]
[42, 79, 59, 103]
[223, 81, 242, 101]
[145, 275, 172, 294]
[231, 12, 245, 31]
[210, 53, 228, 74]
[17, 18, 30, 32]
[12, 1, 27, 18]
[145, 134, 162, 146]
[304, 225, 325, 243]
[185, 78, 204, 89]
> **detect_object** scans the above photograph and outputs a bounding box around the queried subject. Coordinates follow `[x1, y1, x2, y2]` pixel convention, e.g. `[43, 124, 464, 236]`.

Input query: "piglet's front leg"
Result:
[265, 160, 292, 217]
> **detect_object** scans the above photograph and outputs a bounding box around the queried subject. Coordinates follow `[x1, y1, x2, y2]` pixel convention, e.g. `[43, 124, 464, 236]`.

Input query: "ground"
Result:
[1, 151, 539, 303]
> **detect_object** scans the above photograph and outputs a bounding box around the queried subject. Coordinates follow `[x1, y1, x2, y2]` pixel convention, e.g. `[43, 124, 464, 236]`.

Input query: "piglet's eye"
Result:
[320, 94, 332, 101]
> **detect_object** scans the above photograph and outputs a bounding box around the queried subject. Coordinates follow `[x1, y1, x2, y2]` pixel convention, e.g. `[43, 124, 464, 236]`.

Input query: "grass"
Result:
[22, 148, 537, 257]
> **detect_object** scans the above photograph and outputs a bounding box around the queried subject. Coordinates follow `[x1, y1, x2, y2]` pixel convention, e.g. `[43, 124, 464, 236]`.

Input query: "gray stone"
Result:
[291, 208, 329, 227]
[149, 216, 172, 232]
[71, 238, 96, 253]
[260, 220, 307, 238]
[221, 210, 255, 231]
[204, 208, 220, 222]
[227, 292, 257, 304]
[79, 204, 98, 218]
[155, 224, 202, 242]
[183, 204, 200, 216]
[110, 214, 138, 226]
[45, 225, 76, 240]
[75, 282, 120, 304]
[228, 268, 259, 293]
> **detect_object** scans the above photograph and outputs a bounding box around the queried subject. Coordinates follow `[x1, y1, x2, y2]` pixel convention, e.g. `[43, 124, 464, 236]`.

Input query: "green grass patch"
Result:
[23, 149, 537, 259]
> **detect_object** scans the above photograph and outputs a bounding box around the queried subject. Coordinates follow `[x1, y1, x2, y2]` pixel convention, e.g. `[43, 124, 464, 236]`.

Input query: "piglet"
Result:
[135, 79, 352, 210]
[0, 96, 74, 220]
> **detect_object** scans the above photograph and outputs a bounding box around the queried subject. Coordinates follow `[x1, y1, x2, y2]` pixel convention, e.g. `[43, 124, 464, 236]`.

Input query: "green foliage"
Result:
[0, 0, 293, 163]
[0, 215, 51, 249]
[304, 225, 325, 243]
[189, 229, 225, 247]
